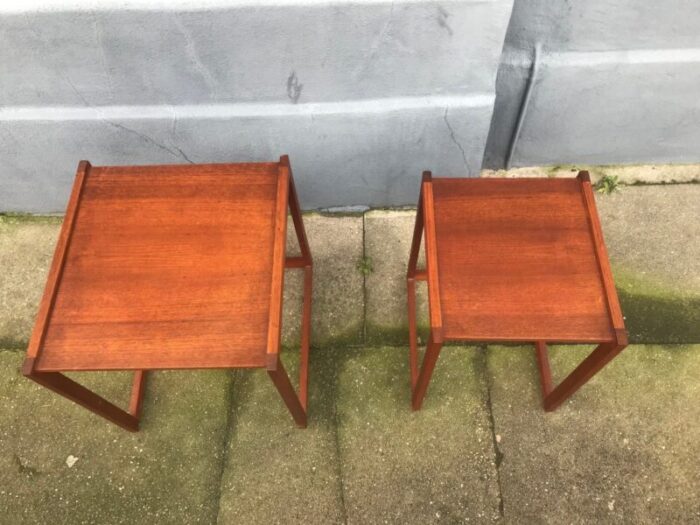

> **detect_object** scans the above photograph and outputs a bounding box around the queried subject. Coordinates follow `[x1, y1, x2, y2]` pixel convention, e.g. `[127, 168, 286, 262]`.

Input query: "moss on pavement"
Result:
[486, 344, 700, 524]
[0, 350, 233, 524]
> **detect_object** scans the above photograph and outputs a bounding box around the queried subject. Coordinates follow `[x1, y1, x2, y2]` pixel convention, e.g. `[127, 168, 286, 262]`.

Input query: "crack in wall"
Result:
[106, 121, 194, 164]
[443, 107, 469, 172]
[61, 69, 195, 165]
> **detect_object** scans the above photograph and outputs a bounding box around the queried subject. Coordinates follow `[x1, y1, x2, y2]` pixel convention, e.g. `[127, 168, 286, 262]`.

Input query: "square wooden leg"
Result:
[535, 340, 627, 411]
[276, 154, 313, 423]
[411, 331, 444, 411]
[23, 365, 147, 432]
[407, 277, 419, 390]
[268, 356, 307, 428]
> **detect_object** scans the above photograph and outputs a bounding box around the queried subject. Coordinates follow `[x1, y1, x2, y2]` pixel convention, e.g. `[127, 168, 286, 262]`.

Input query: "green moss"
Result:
[282, 322, 365, 351]
[218, 347, 346, 523]
[335, 346, 501, 522]
[0, 213, 63, 225]
[356, 255, 374, 276]
[0, 337, 26, 351]
[595, 174, 621, 194]
[365, 322, 430, 346]
[0, 353, 233, 524]
[614, 268, 700, 343]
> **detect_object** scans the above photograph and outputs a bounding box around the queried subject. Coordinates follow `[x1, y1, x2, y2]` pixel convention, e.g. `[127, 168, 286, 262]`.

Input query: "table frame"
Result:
[407, 171, 628, 411]
[23, 156, 313, 431]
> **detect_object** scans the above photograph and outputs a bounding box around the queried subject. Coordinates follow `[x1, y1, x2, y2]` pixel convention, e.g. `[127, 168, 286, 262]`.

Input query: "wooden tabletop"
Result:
[431, 177, 618, 343]
[32, 162, 284, 372]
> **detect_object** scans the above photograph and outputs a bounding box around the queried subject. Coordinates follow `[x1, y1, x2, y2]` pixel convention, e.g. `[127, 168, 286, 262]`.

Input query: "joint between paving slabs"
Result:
[361, 211, 368, 345]
[478, 344, 506, 520]
[330, 357, 350, 525]
[213, 369, 240, 523]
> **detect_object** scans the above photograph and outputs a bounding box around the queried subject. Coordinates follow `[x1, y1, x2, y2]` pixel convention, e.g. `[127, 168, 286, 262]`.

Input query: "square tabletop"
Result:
[33, 162, 285, 372]
[430, 177, 617, 343]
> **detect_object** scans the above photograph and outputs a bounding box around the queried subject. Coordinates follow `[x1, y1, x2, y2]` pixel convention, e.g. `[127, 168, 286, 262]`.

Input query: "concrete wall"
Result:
[3, 0, 700, 211]
[0, 0, 514, 211]
[485, 0, 700, 169]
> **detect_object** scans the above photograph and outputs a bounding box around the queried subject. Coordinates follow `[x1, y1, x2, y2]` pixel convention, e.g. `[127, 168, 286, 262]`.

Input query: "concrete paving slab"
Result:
[0, 216, 60, 347]
[487, 344, 700, 524]
[0, 349, 233, 524]
[336, 346, 501, 523]
[283, 213, 364, 347]
[482, 163, 700, 184]
[596, 185, 700, 342]
[364, 210, 429, 345]
[216, 349, 344, 524]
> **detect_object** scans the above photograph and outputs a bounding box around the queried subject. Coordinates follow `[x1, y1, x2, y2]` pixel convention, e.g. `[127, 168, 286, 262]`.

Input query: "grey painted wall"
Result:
[485, 0, 700, 169]
[3, 1, 700, 211]
[0, 1, 513, 211]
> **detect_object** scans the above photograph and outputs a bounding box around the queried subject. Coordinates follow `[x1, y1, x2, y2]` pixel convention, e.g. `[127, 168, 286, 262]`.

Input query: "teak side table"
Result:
[23, 156, 313, 431]
[407, 171, 628, 411]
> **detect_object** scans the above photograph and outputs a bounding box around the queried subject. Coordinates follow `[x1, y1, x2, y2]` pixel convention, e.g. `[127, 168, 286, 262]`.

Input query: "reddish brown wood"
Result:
[299, 265, 312, 409]
[421, 173, 443, 343]
[578, 171, 626, 333]
[431, 177, 615, 343]
[407, 174, 628, 411]
[268, 355, 308, 428]
[534, 341, 553, 399]
[128, 371, 148, 419]
[411, 332, 443, 411]
[281, 155, 313, 412]
[266, 162, 290, 366]
[25, 161, 90, 368]
[407, 277, 419, 389]
[23, 360, 140, 432]
[543, 340, 626, 411]
[24, 157, 312, 430]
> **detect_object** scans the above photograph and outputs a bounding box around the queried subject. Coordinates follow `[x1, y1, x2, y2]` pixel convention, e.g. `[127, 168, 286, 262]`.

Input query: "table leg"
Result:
[268, 356, 307, 428]
[128, 370, 148, 420]
[534, 341, 553, 400]
[24, 367, 143, 432]
[298, 264, 312, 410]
[411, 331, 443, 411]
[407, 277, 419, 390]
[535, 340, 627, 411]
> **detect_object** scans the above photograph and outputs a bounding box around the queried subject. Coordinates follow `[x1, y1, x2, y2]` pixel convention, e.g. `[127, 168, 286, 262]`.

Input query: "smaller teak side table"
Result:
[407, 171, 628, 411]
[24, 156, 312, 431]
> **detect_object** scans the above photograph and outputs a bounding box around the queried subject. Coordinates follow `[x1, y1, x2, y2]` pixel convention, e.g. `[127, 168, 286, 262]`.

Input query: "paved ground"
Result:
[1, 181, 699, 524]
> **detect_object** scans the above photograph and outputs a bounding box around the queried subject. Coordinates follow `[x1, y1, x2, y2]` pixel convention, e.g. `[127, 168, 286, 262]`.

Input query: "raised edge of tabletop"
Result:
[266, 159, 291, 369]
[23, 160, 91, 374]
[421, 171, 444, 343]
[577, 170, 627, 342]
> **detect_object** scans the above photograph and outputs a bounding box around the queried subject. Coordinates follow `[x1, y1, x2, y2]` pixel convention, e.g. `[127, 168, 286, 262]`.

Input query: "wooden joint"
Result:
[266, 353, 279, 371]
[21, 357, 36, 377]
[431, 326, 444, 344]
[535, 341, 554, 400]
[615, 328, 629, 347]
[577, 170, 591, 183]
[285, 256, 306, 268]
[414, 270, 427, 281]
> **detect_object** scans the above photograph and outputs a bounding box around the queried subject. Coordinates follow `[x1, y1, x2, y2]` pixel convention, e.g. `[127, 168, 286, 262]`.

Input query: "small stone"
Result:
[496, 434, 502, 443]
[65, 455, 79, 468]
[608, 500, 615, 511]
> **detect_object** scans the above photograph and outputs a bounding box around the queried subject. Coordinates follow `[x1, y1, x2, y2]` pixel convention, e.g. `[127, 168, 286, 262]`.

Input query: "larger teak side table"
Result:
[24, 156, 313, 431]
[407, 172, 627, 411]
